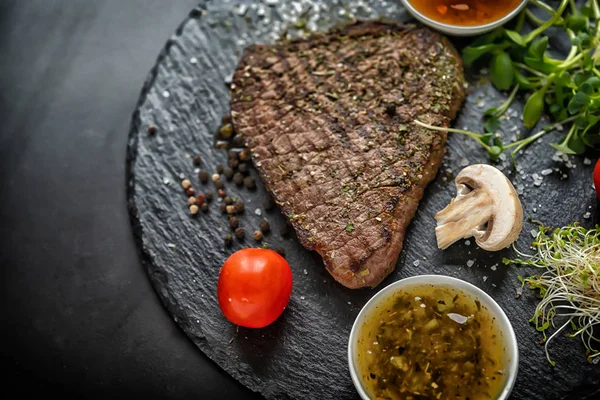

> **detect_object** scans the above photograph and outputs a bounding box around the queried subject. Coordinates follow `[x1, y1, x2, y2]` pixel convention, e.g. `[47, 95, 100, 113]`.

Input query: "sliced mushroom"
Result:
[435, 164, 523, 251]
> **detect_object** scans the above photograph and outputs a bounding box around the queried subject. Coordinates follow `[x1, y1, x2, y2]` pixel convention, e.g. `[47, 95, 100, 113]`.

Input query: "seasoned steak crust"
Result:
[231, 21, 466, 289]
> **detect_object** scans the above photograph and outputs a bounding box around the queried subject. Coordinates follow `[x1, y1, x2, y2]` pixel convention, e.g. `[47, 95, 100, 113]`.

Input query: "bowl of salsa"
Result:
[400, 0, 528, 36]
[348, 275, 519, 399]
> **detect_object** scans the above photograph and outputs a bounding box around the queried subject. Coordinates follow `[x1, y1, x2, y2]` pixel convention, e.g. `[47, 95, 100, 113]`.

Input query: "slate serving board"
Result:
[126, 1, 600, 398]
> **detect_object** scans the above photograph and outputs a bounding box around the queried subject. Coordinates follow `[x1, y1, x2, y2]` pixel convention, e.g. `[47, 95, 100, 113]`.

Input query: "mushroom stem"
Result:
[435, 190, 493, 250]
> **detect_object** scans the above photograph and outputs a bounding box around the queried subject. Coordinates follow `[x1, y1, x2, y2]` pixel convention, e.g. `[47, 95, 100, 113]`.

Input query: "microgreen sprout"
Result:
[503, 224, 600, 365]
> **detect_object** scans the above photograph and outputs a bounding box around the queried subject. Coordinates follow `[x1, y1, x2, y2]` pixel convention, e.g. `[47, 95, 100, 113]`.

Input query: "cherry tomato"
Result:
[217, 248, 292, 328]
[594, 158, 600, 199]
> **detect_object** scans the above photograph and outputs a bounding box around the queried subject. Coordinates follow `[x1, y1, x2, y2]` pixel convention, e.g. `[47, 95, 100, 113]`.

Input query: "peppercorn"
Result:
[189, 204, 199, 215]
[224, 196, 233, 205]
[228, 150, 239, 160]
[220, 123, 233, 138]
[275, 247, 286, 257]
[193, 155, 201, 166]
[259, 219, 271, 233]
[219, 203, 227, 214]
[185, 187, 195, 196]
[234, 201, 245, 214]
[218, 188, 227, 197]
[201, 203, 209, 212]
[243, 176, 256, 189]
[239, 149, 251, 161]
[226, 205, 236, 215]
[222, 114, 232, 125]
[233, 172, 244, 186]
[205, 191, 213, 202]
[235, 228, 245, 240]
[253, 230, 263, 241]
[223, 167, 234, 180]
[188, 196, 197, 205]
[148, 125, 157, 135]
[214, 180, 225, 190]
[198, 170, 209, 183]
[196, 193, 205, 206]
[181, 179, 191, 190]
[229, 216, 239, 230]
[238, 162, 250, 175]
[228, 159, 239, 169]
[224, 235, 233, 247]
[232, 135, 245, 148]
[216, 164, 224, 174]
[263, 197, 275, 211]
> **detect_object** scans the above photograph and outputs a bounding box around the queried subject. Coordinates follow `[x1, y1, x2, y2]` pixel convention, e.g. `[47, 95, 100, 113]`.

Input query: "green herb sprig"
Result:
[419, 0, 600, 161]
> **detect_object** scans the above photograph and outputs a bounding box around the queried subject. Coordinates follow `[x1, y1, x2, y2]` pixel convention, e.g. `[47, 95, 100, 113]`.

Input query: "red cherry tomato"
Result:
[595, 158, 600, 199]
[217, 248, 293, 328]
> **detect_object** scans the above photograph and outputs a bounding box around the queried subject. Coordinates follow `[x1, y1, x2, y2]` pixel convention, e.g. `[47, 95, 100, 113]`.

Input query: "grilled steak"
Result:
[230, 21, 466, 289]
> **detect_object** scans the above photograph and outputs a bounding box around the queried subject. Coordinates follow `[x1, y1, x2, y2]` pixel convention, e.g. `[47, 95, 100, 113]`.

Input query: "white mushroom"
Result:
[435, 164, 523, 251]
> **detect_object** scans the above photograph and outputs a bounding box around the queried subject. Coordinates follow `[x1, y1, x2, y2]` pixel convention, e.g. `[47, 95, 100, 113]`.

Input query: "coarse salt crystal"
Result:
[303, 269, 308, 275]
[490, 265, 497, 271]
[348, 301, 352, 305]
[460, 158, 469, 167]
[541, 169, 552, 176]
[465, 240, 470, 246]
[466, 260, 474, 267]
[533, 208, 537, 213]
[530, 229, 537, 238]
[584, 212, 591, 219]
[162, 90, 170, 98]
[414, 296, 422, 301]
[300, 296, 305, 300]
[254, 208, 262, 216]
[584, 158, 592, 165]
[483, 276, 488, 282]
[420, 303, 426, 308]
[190, 57, 198, 64]
[413, 260, 420, 267]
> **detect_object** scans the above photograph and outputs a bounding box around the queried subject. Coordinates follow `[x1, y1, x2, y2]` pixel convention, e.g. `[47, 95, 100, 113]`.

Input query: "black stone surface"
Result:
[127, 1, 600, 399]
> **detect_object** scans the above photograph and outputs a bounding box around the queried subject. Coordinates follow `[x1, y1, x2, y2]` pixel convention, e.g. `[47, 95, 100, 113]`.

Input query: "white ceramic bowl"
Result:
[348, 275, 519, 400]
[400, 0, 529, 36]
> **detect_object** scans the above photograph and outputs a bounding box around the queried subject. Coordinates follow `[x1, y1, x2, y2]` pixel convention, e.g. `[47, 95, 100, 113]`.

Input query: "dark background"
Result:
[0, 1, 258, 398]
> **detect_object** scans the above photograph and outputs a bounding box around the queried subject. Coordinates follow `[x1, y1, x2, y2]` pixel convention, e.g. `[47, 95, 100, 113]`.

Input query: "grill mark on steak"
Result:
[231, 21, 466, 289]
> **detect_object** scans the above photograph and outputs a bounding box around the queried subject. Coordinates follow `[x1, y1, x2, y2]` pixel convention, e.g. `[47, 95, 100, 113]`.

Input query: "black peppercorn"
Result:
[228, 150, 239, 160]
[224, 196, 233, 205]
[229, 216, 239, 230]
[228, 159, 239, 169]
[193, 155, 201, 166]
[214, 180, 225, 189]
[201, 203, 209, 212]
[232, 135, 245, 148]
[239, 149, 251, 161]
[243, 176, 256, 189]
[259, 219, 271, 233]
[148, 125, 157, 135]
[216, 164, 224, 174]
[224, 235, 233, 247]
[198, 170, 209, 183]
[233, 172, 244, 186]
[223, 167, 234, 180]
[235, 228, 245, 240]
[234, 201, 245, 214]
[238, 162, 250, 175]
[205, 191, 213, 202]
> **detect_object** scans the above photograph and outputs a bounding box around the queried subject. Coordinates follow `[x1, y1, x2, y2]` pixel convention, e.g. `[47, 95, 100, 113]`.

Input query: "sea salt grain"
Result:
[413, 260, 420, 267]
[530, 229, 538, 238]
[490, 265, 497, 271]
[190, 57, 198, 64]
[254, 208, 262, 216]
[541, 169, 552, 176]
[584, 212, 591, 219]
[303, 269, 308, 275]
[483, 276, 488, 282]
[584, 158, 592, 165]
[466, 260, 474, 267]
[162, 90, 170, 98]
[465, 240, 470, 246]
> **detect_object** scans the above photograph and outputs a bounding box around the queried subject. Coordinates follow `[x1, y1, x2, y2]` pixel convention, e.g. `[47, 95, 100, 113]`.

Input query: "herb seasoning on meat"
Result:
[356, 284, 507, 399]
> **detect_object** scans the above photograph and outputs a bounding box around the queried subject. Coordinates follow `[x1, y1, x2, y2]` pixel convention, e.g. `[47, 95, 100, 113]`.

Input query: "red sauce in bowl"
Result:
[408, 0, 523, 26]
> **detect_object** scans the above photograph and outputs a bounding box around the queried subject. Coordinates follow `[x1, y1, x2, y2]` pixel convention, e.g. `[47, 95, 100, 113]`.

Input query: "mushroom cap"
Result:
[455, 164, 523, 251]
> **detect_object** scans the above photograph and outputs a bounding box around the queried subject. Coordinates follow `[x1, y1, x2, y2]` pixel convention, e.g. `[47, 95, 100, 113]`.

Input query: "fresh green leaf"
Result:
[584, 77, 600, 88]
[462, 44, 500, 67]
[488, 146, 503, 160]
[514, 69, 535, 89]
[550, 142, 579, 154]
[583, 53, 594, 71]
[524, 56, 557, 74]
[484, 117, 500, 133]
[568, 132, 586, 154]
[556, 71, 572, 86]
[505, 29, 526, 46]
[490, 51, 514, 91]
[568, 91, 589, 114]
[528, 36, 548, 60]
[484, 107, 498, 117]
[567, 15, 588, 31]
[574, 72, 588, 86]
[523, 91, 545, 128]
